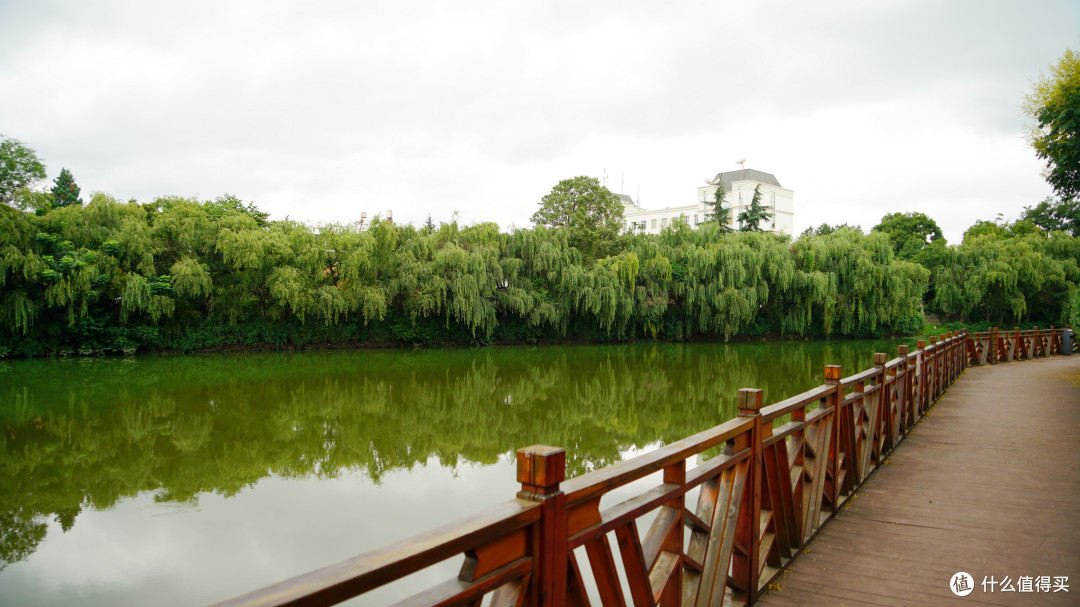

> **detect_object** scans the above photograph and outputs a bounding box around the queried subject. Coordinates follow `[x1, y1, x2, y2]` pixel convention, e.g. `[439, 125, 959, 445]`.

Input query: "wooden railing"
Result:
[212, 327, 1069, 607]
[965, 326, 1065, 365]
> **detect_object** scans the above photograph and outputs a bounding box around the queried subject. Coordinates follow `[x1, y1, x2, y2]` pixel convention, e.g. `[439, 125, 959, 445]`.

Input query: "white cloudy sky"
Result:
[1, 1, 1077, 243]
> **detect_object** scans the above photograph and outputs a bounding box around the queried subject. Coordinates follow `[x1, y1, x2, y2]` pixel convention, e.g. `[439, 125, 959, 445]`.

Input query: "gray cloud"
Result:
[2, 0, 1077, 242]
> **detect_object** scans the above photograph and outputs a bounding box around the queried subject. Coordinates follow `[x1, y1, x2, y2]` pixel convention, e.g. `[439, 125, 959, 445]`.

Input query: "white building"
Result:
[621, 168, 794, 236]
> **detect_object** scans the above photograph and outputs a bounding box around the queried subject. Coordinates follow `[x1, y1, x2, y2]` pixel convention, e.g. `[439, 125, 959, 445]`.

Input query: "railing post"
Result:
[516, 445, 567, 607]
[916, 340, 927, 415]
[941, 333, 949, 381]
[898, 345, 911, 433]
[954, 332, 962, 378]
[990, 327, 999, 364]
[951, 332, 960, 379]
[929, 336, 940, 399]
[963, 328, 972, 371]
[824, 365, 842, 510]
[945, 333, 955, 383]
[873, 353, 892, 453]
[735, 388, 763, 605]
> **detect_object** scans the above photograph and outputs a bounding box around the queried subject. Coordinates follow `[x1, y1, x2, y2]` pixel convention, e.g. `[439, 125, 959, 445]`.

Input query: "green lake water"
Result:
[0, 339, 910, 606]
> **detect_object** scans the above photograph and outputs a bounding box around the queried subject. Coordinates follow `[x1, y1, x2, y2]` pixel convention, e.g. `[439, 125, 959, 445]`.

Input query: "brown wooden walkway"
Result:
[757, 355, 1080, 606]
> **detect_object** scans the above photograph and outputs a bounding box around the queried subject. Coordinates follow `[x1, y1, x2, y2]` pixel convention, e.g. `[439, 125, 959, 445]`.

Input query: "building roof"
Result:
[707, 169, 782, 190]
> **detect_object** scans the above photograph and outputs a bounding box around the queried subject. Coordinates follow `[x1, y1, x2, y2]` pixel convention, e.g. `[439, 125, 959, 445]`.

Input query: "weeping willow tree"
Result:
[0, 190, 949, 356]
[789, 228, 928, 336]
[933, 231, 1079, 325]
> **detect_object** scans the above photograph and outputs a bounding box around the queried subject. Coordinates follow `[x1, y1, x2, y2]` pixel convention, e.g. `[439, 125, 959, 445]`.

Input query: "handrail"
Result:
[561, 416, 752, 507]
[212, 499, 542, 607]
[210, 326, 1069, 607]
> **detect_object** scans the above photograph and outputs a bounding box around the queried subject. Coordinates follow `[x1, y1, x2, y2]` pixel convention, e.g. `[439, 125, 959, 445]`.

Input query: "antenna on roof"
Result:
[620, 172, 624, 195]
[736, 158, 747, 169]
[636, 185, 640, 205]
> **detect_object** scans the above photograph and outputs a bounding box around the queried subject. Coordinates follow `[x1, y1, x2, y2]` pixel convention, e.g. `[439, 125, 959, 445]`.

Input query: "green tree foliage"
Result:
[801, 223, 862, 237]
[1020, 196, 1080, 236]
[50, 168, 83, 208]
[934, 231, 1079, 325]
[0, 193, 939, 356]
[1024, 49, 1080, 199]
[872, 212, 948, 310]
[737, 185, 772, 232]
[872, 211, 945, 261]
[0, 135, 47, 207]
[791, 229, 928, 335]
[530, 176, 624, 257]
[202, 193, 269, 226]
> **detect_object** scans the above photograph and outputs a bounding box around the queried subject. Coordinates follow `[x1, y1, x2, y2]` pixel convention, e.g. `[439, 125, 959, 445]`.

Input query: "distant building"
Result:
[620, 168, 794, 235]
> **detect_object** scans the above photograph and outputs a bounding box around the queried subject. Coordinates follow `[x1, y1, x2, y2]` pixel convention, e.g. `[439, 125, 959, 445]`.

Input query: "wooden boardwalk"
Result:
[757, 355, 1080, 607]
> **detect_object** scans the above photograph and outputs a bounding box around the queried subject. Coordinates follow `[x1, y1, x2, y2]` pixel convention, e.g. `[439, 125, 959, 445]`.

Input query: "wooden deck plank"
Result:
[757, 356, 1080, 607]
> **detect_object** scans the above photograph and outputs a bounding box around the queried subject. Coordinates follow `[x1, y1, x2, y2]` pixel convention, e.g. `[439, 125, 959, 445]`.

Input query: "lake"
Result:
[0, 338, 910, 605]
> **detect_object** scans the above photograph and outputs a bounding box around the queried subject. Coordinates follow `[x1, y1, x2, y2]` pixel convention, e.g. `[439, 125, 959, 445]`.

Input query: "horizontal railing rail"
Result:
[212, 327, 1069, 607]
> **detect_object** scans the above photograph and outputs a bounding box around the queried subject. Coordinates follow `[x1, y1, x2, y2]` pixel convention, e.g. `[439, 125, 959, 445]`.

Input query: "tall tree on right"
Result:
[737, 185, 772, 231]
[50, 168, 83, 208]
[1020, 196, 1080, 236]
[1023, 48, 1080, 199]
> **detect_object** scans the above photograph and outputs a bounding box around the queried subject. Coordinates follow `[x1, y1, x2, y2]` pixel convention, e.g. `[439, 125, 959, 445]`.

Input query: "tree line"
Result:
[808, 202, 1080, 332]
[0, 185, 931, 356]
[0, 166, 1076, 357]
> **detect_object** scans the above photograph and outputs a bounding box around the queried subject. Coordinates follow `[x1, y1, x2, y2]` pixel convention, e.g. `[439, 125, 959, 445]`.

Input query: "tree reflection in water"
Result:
[0, 339, 906, 569]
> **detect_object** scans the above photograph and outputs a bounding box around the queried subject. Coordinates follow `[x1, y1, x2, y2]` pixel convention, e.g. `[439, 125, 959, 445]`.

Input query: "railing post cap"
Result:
[737, 388, 763, 415]
[898, 344, 909, 355]
[516, 445, 566, 494]
[873, 352, 887, 366]
[917, 340, 926, 348]
[824, 364, 842, 384]
[929, 336, 937, 344]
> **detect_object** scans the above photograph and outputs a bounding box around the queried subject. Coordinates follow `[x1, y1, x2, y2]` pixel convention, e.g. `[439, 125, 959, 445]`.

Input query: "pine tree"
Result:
[51, 168, 83, 208]
[710, 185, 733, 232]
[737, 185, 772, 232]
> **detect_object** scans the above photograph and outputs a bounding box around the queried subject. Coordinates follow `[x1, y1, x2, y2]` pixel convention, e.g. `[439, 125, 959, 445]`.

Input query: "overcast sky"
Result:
[2, 1, 1077, 244]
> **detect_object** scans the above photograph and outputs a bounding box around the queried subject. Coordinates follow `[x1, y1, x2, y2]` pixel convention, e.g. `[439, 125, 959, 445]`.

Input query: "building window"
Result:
[651, 219, 657, 229]
[694, 214, 699, 225]
[662, 217, 668, 227]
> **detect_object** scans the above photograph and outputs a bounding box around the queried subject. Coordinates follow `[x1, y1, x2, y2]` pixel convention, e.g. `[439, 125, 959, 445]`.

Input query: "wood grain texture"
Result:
[757, 355, 1080, 607]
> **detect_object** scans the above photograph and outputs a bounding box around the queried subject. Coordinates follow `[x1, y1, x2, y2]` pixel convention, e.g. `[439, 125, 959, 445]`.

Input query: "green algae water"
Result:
[0, 339, 907, 606]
